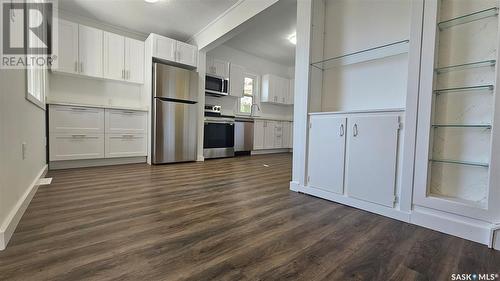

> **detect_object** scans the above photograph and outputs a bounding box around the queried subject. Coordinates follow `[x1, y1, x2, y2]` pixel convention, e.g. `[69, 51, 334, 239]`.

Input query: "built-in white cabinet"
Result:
[78, 25, 103, 78]
[229, 63, 245, 97]
[253, 120, 293, 150]
[54, 19, 145, 84]
[345, 115, 400, 207]
[49, 105, 147, 162]
[261, 74, 294, 105]
[206, 57, 229, 78]
[104, 32, 145, 83]
[307, 113, 400, 207]
[308, 115, 346, 194]
[56, 19, 79, 74]
[151, 34, 198, 68]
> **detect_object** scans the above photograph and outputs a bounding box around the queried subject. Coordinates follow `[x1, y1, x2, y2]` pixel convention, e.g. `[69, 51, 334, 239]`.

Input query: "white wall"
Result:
[206, 44, 293, 119]
[0, 69, 47, 249]
[319, 0, 411, 112]
[48, 11, 148, 109]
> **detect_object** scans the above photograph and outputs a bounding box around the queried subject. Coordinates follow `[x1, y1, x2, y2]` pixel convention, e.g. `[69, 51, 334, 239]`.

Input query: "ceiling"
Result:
[58, 0, 239, 41]
[223, 0, 297, 67]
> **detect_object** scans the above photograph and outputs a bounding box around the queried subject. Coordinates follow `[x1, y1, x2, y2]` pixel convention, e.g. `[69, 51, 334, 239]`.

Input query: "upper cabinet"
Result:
[56, 19, 79, 74]
[206, 57, 229, 78]
[261, 74, 294, 105]
[53, 19, 145, 84]
[229, 63, 245, 97]
[150, 34, 198, 68]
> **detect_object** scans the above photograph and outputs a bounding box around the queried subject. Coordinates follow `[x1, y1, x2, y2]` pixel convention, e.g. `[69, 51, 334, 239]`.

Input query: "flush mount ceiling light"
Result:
[288, 33, 297, 45]
[144, 0, 159, 3]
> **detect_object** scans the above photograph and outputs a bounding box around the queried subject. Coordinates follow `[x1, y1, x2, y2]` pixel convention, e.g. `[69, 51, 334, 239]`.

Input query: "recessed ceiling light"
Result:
[288, 33, 297, 45]
[145, 0, 159, 3]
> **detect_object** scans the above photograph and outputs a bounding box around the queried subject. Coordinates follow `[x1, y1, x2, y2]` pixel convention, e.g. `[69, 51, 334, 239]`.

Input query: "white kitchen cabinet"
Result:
[151, 34, 197, 68]
[154, 36, 176, 62]
[55, 19, 79, 74]
[274, 122, 283, 148]
[264, 121, 277, 149]
[288, 79, 295, 104]
[206, 57, 229, 78]
[105, 109, 147, 134]
[49, 105, 104, 134]
[78, 25, 103, 78]
[49, 105, 147, 163]
[125, 38, 145, 83]
[103, 31, 125, 81]
[261, 74, 293, 105]
[253, 120, 265, 150]
[176, 41, 197, 68]
[229, 63, 245, 97]
[282, 121, 293, 149]
[308, 115, 346, 194]
[105, 134, 147, 158]
[50, 133, 105, 161]
[345, 115, 400, 207]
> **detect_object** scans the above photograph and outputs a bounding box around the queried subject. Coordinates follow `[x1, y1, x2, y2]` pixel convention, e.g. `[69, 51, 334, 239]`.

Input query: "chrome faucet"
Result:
[250, 103, 260, 117]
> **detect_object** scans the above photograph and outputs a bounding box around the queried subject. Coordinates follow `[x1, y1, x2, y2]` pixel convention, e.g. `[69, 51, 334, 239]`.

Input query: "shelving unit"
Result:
[310, 40, 409, 70]
[418, 1, 499, 216]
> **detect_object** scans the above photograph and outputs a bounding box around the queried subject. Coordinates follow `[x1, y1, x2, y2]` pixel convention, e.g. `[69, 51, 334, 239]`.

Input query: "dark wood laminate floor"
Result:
[0, 153, 499, 281]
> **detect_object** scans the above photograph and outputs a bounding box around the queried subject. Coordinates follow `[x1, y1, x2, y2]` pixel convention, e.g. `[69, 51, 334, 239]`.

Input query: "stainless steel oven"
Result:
[205, 74, 229, 97]
[203, 105, 235, 159]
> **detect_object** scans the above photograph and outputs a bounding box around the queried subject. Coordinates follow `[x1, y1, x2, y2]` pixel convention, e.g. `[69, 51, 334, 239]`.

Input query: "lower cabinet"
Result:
[307, 113, 400, 207]
[105, 134, 148, 158]
[49, 133, 105, 161]
[308, 116, 346, 194]
[253, 120, 293, 150]
[49, 105, 147, 162]
[345, 115, 400, 207]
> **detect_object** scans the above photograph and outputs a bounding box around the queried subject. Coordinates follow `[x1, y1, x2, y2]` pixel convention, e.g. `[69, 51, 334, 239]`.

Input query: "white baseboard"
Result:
[296, 184, 411, 222]
[494, 229, 500, 250]
[411, 206, 494, 246]
[49, 157, 146, 170]
[289, 180, 300, 192]
[0, 164, 48, 250]
[251, 149, 292, 155]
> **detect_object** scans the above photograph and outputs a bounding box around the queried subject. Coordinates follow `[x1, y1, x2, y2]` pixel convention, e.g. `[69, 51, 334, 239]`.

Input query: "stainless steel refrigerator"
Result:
[152, 62, 198, 164]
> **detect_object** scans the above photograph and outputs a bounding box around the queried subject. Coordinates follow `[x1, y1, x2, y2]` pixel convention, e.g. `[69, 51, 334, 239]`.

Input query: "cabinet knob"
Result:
[340, 124, 344, 137]
[353, 124, 358, 137]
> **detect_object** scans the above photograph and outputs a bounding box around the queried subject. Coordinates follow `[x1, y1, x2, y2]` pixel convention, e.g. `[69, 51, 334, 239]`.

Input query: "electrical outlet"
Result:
[22, 142, 27, 160]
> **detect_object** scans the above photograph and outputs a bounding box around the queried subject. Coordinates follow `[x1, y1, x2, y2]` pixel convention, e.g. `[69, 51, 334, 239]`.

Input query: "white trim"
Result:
[296, 184, 411, 222]
[289, 180, 300, 192]
[251, 149, 292, 155]
[188, 0, 246, 44]
[49, 157, 146, 170]
[0, 165, 48, 251]
[410, 206, 493, 246]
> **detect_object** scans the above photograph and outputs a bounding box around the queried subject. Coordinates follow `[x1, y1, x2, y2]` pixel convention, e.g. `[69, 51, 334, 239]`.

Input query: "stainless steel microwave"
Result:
[205, 74, 229, 97]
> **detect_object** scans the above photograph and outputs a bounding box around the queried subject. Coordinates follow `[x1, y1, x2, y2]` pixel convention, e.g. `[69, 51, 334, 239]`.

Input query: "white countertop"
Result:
[234, 115, 293, 122]
[47, 101, 149, 112]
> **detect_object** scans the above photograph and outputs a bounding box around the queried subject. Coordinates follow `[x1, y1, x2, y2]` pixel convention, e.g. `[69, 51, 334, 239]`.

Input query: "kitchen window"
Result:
[239, 74, 258, 115]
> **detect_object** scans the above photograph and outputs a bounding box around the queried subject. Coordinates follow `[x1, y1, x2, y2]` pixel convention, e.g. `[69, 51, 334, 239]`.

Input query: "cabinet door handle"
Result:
[353, 124, 358, 137]
[340, 124, 344, 136]
[80, 62, 83, 73]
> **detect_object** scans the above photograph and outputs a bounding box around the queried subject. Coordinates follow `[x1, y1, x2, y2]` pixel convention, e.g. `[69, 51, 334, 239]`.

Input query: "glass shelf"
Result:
[310, 40, 409, 70]
[438, 7, 499, 29]
[435, 60, 496, 74]
[430, 159, 489, 168]
[434, 84, 494, 95]
[431, 124, 492, 129]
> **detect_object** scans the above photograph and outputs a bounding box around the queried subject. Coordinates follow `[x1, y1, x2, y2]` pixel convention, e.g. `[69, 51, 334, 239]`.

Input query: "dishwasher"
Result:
[235, 118, 254, 155]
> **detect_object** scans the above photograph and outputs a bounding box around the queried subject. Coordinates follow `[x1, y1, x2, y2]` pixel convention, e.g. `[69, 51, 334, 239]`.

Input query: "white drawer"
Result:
[105, 134, 147, 158]
[49, 133, 105, 161]
[105, 109, 147, 134]
[49, 105, 104, 134]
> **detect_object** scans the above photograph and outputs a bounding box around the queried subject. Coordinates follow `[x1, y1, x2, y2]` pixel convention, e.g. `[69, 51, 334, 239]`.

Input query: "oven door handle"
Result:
[205, 121, 235, 125]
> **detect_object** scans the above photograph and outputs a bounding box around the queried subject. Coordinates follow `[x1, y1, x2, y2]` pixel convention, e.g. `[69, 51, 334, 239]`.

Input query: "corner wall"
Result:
[0, 69, 47, 250]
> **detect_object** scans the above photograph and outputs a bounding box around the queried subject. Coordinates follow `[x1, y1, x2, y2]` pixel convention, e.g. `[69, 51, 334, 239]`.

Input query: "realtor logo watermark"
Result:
[1, 0, 58, 69]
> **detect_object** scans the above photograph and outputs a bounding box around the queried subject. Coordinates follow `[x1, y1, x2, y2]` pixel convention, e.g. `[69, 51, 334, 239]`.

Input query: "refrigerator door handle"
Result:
[155, 97, 198, 104]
